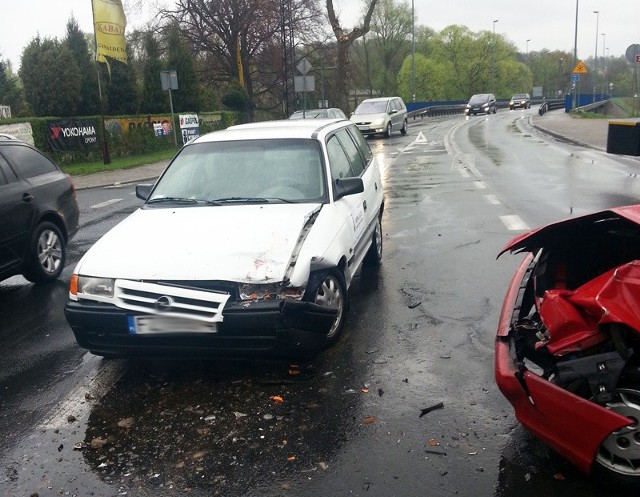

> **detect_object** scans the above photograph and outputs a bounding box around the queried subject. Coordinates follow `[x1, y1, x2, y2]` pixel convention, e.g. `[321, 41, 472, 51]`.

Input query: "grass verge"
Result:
[61, 149, 177, 176]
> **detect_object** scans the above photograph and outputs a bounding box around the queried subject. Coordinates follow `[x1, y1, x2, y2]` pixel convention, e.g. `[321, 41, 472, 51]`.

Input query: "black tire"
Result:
[400, 120, 407, 135]
[313, 269, 348, 347]
[22, 221, 66, 284]
[384, 122, 392, 138]
[593, 388, 640, 485]
[364, 215, 383, 266]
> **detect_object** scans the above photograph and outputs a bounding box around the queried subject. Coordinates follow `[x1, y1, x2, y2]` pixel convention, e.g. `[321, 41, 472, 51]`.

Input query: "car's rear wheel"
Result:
[313, 269, 348, 346]
[23, 221, 66, 284]
[364, 215, 383, 266]
[595, 388, 640, 483]
[400, 120, 407, 135]
[384, 122, 392, 138]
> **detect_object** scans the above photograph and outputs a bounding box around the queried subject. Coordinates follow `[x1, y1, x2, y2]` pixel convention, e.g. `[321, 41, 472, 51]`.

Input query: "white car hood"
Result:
[75, 204, 321, 283]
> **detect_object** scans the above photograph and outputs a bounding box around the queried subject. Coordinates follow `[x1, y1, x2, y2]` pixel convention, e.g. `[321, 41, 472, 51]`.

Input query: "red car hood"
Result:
[497, 205, 640, 258]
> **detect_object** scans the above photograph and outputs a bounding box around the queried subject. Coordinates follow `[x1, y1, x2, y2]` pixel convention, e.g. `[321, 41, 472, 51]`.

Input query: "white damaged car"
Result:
[65, 119, 384, 359]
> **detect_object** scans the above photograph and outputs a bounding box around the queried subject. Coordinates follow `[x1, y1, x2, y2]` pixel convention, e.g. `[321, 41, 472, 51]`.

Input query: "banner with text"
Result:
[179, 114, 200, 145]
[93, 0, 128, 65]
[47, 119, 99, 151]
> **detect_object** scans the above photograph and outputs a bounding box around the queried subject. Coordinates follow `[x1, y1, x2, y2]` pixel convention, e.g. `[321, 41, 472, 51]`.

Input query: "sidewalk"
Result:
[531, 109, 640, 152]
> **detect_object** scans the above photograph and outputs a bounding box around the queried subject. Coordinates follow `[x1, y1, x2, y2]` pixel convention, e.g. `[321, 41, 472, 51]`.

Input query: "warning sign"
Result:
[572, 60, 588, 74]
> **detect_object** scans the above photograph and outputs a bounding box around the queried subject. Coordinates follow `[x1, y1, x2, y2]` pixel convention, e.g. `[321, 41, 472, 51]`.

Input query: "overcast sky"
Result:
[1, 0, 638, 72]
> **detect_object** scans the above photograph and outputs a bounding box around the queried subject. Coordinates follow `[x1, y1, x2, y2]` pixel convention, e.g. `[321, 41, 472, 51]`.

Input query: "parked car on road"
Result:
[509, 93, 531, 110]
[289, 108, 347, 119]
[65, 119, 385, 360]
[496, 205, 640, 484]
[350, 96, 408, 137]
[465, 93, 497, 116]
[0, 134, 79, 284]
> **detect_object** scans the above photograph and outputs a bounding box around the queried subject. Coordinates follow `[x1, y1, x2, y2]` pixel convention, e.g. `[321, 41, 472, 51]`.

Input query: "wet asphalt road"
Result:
[3, 110, 640, 497]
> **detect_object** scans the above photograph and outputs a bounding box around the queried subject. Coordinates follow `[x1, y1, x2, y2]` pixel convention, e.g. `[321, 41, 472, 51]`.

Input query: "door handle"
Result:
[363, 200, 367, 212]
[22, 193, 34, 202]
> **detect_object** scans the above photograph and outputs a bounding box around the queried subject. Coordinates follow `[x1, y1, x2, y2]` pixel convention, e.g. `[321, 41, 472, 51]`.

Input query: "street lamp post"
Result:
[572, 0, 579, 109]
[601, 32, 606, 99]
[411, 0, 415, 102]
[593, 10, 599, 102]
[492, 19, 499, 94]
[526, 38, 530, 61]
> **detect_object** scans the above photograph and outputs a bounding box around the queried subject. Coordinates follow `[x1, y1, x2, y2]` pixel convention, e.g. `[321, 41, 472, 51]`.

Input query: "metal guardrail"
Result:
[408, 105, 466, 119]
[538, 99, 565, 115]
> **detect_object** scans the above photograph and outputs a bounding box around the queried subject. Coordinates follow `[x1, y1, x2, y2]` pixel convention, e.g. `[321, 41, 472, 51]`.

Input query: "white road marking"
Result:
[91, 198, 123, 209]
[500, 215, 530, 231]
[474, 180, 486, 190]
[39, 356, 125, 430]
[414, 130, 428, 143]
[484, 194, 501, 205]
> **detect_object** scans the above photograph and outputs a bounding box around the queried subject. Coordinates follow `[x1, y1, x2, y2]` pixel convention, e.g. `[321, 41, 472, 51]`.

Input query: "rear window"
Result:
[1, 144, 58, 179]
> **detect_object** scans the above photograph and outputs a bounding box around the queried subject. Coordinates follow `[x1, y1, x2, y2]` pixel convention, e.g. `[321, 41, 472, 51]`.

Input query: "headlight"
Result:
[372, 118, 385, 127]
[239, 283, 304, 301]
[76, 276, 115, 298]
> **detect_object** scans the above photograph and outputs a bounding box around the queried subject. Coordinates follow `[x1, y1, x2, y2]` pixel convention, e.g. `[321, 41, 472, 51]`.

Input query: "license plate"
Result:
[128, 315, 218, 335]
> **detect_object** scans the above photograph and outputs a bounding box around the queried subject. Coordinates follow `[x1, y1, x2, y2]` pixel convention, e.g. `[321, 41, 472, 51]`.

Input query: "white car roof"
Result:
[191, 119, 348, 143]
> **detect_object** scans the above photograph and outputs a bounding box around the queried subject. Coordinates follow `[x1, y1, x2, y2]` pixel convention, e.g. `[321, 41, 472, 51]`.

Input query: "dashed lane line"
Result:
[500, 214, 530, 231]
[90, 198, 123, 209]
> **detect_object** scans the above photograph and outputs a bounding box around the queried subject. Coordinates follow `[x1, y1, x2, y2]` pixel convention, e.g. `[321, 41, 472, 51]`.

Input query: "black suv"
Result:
[0, 135, 79, 284]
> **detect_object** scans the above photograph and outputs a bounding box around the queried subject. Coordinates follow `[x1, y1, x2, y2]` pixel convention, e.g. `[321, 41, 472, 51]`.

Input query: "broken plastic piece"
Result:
[419, 402, 444, 417]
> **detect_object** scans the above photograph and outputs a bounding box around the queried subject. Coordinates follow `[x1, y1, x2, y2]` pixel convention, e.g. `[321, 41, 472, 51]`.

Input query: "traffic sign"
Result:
[571, 74, 579, 82]
[626, 44, 640, 63]
[572, 60, 588, 74]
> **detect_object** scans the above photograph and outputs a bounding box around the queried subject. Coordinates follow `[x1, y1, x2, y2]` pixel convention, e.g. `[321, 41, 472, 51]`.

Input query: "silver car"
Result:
[350, 97, 408, 137]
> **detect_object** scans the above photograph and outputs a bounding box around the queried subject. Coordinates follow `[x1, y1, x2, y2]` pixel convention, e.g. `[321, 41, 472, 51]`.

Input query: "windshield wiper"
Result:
[210, 197, 294, 204]
[146, 196, 199, 205]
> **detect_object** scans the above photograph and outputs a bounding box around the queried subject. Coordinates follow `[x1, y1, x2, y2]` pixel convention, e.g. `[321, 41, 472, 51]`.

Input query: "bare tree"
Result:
[326, 0, 378, 112]
[162, 0, 322, 119]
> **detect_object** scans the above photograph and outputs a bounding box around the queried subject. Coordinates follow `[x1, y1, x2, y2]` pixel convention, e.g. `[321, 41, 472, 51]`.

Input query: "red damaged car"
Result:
[496, 205, 640, 484]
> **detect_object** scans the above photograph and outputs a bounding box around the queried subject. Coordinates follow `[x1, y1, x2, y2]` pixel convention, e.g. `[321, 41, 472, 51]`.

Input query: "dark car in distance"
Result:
[0, 135, 80, 284]
[465, 93, 497, 116]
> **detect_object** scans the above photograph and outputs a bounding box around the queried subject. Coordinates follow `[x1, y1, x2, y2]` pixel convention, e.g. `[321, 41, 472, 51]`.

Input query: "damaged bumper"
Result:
[495, 255, 633, 474]
[65, 299, 337, 360]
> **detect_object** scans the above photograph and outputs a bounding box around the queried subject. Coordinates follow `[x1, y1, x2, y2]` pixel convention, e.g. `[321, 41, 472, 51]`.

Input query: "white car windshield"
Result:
[150, 139, 327, 204]
[354, 101, 388, 114]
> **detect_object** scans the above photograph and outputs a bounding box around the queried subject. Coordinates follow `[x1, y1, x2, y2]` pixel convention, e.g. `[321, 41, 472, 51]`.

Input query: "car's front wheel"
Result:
[384, 122, 392, 138]
[313, 269, 348, 346]
[23, 221, 66, 284]
[594, 388, 640, 484]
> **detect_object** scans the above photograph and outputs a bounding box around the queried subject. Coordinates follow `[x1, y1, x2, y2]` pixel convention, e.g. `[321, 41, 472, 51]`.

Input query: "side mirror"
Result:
[334, 177, 364, 200]
[136, 184, 153, 201]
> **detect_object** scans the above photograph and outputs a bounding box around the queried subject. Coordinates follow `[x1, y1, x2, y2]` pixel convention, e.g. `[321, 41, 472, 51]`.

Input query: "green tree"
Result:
[0, 56, 25, 116]
[165, 24, 200, 112]
[20, 37, 81, 116]
[368, 0, 412, 96]
[65, 16, 100, 115]
[104, 46, 139, 115]
[140, 32, 166, 114]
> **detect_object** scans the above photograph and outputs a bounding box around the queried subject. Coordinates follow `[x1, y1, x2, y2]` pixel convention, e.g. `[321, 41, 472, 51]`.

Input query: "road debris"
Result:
[361, 416, 377, 424]
[419, 402, 444, 417]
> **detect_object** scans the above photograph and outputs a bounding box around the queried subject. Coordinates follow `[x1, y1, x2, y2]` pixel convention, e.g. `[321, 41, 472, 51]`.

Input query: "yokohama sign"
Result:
[47, 119, 99, 151]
